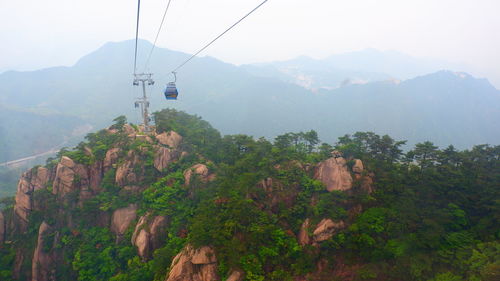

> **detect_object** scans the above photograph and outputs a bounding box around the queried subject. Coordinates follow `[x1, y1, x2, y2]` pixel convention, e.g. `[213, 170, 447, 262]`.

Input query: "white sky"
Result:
[1, 0, 499, 86]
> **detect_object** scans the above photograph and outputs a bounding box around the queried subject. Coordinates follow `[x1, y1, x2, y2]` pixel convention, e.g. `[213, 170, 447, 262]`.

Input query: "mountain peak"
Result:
[408, 70, 495, 89]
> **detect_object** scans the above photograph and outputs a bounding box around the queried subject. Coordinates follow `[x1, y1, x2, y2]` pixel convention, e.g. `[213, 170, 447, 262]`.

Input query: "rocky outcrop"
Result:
[156, 131, 182, 148]
[53, 156, 96, 199]
[123, 124, 136, 136]
[32, 167, 50, 190]
[313, 219, 345, 243]
[165, 245, 219, 281]
[89, 160, 103, 193]
[111, 204, 137, 238]
[52, 156, 76, 197]
[14, 176, 32, 229]
[131, 214, 168, 260]
[104, 148, 121, 171]
[298, 218, 311, 246]
[0, 212, 5, 244]
[352, 159, 364, 176]
[314, 152, 353, 192]
[154, 147, 181, 171]
[153, 131, 184, 172]
[115, 151, 141, 186]
[226, 270, 244, 281]
[32, 222, 58, 281]
[115, 161, 135, 186]
[52, 156, 102, 206]
[184, 164, 215, 186]
[134, 228, 150, 260]
[14, 167, 52, 232]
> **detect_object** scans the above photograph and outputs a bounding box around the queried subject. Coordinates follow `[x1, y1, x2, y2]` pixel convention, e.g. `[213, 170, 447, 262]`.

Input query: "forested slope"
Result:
[0, 109, 498, 281]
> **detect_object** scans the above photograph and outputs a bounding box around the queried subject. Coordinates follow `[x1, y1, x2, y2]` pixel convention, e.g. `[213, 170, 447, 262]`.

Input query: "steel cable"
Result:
[133, 0, 142, 74]
[144, 0, 174, 71]
[171, 0, 269, 74]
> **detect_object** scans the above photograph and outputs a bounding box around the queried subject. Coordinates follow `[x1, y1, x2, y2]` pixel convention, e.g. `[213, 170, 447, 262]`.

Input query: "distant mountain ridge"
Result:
[243, 48, 471, 91]
[0, 39, 498, 165]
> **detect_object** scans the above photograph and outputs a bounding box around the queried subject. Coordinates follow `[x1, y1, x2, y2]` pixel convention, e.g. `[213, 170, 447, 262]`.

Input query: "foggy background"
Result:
[1, 0, 499, 87]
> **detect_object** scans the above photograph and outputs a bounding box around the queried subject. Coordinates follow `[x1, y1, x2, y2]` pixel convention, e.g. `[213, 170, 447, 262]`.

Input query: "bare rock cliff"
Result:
[314, 154, 353, 192]
[156, 131, 183, 148]
[154, 147, 181, 172]
[14, 167, 51, 232]
[313, 219, 346, 243]
[131, 214, 168, 260]
[298, 218, 311, 246]
[184, 164, 215, 186]
[154, 131, 184, 171]
[165, 245, 219, 281]
[352, 159, 364, 176]
[32, 222, 58, 281]
[225, 270, 244, 281]
[103, 147, 121, 172]
[115, 151, 142, 186]
[111, 204, 138, 238]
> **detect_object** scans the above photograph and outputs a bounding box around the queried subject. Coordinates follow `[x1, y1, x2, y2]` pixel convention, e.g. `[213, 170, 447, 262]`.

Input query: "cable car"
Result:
[164, 72, 179, 100]
[164, 82, 178, 100]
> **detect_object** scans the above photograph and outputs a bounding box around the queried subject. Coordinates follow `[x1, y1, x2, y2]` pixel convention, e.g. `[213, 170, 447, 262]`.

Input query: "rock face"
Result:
[123, 124, 136, 135]
[14, 167, 51, 232]
[298, 218, 311, 246]
[153, 131, 184, 172]
[52, 156, 76, 197]
[156, 131, 183, 148]
[104, 148, 121, 171]
[165, 245, 219, 281]
[131, 214, 168, 260]
[111, 204, 138, 238]
[115, 151, 141, 186]
[0, 212, 5, 244]
[32, 222, 57, 281]
[226, 270, 244, 281]
[184, 164, 214, 185]
[154, 147, 181, 171]
[314, 153, 353, 192]
[313, 219, 345, 243]
[352, 159, 364, 175]
[134, 229, 150, 260]
[52, 155, 102, 203]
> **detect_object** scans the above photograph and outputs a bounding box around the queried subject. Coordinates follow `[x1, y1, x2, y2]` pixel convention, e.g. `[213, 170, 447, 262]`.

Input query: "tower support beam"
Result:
[133, 73, 154, 132]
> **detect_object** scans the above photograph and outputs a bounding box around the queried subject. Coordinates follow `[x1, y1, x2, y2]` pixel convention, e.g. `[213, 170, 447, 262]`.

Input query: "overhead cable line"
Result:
[144, 0, 174, 71]
[133, 0, 142, 74]
[171, 0, 269, 74]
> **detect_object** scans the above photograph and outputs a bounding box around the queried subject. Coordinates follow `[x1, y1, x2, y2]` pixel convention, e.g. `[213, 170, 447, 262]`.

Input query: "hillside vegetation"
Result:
[0, 109, 498, 281]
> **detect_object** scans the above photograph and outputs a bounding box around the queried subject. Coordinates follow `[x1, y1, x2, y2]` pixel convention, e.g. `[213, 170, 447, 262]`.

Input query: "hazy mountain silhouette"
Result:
[0, 39, 498, 161]
[243, 49, 470, 90]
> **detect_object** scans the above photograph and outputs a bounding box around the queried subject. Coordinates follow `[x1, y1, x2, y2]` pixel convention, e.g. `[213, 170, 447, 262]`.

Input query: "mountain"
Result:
[242, 55, 392, 91]
[0, 110, 498, 281]
[311, 70, 500, 148]
[243, 49, 470, 90]
[0, 40, 498, 163]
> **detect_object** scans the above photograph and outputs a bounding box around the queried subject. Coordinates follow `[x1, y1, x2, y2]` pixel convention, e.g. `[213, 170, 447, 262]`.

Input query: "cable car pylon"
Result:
[133, 73, 154, 132]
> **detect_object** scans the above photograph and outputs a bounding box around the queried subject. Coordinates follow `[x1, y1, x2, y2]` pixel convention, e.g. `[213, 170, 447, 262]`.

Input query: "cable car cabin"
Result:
[164, 82, 179, 100]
